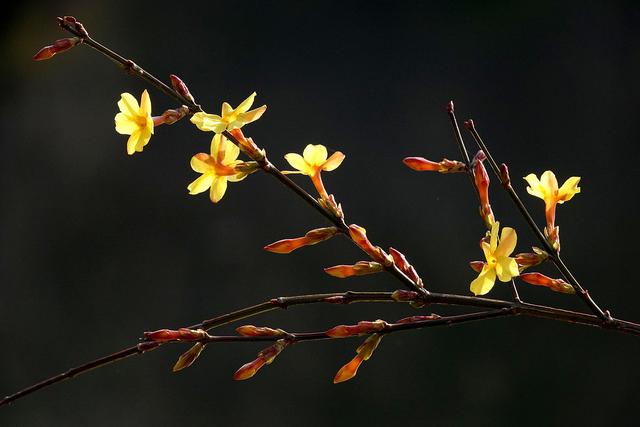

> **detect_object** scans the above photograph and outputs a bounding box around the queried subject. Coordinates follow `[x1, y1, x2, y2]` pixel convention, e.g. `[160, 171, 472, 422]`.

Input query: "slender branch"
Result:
[463, 119, 609, 321]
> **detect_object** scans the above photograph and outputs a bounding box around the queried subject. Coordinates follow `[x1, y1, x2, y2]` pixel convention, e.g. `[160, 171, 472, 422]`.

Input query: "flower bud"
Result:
[333, 334, 383, 384]
[396, 314, 441, 324]
[233, 340, 288, 381]
[325, 320, 387, 338]
[236, 325, 286, 337]
[264, 226, 338, 254]
[472, 150, 494, 227]
[389, 247, 423, 288]
[403, 157, 466, 173]
[324, 261, 383, 278]
[519, 272, 575, 294]
[33, 37, 81, 61]
[348, 224, 392, 265]
[172, 343, 204, 372]
[228, 128, 264, 161]
[391, 290, 419, 302]
[169, 74, 195, 103]
[514, 247, 548, 271]
[144, 328, 208, 342]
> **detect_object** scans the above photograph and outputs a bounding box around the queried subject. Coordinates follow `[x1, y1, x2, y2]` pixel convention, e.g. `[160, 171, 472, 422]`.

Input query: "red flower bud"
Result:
[519, 272, 575, 294]
[403, 157, 466, 173]
[264, 227, 338, 254]
[324, 261, 383, 278]
[173, 343, 204, 372]
[348, 224, 391, 265]
[33, 37, 81, 61]
[391, 290, 419, 302]
[236, 325, 286, 337]
[326, 320, 387, 338]
[169, 74, 195, 103]
[389, 247, 423, 287]
[144, 328, 208, 342]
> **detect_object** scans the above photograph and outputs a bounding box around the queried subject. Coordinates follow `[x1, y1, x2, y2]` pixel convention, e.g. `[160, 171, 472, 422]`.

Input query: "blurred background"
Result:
[2, 1, 639, 425]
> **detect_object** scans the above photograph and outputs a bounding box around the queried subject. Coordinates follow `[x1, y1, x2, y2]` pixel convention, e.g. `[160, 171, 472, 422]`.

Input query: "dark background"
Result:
[2, 1, 639, 425]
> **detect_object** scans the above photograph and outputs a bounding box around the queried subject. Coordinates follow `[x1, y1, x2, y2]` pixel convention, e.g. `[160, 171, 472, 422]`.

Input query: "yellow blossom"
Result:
[523, 171, 580, 230]
[187, 134, 249, 203]
[283, 144, 345, 199]
[114, 90, 154, 155]
[470, 221, 519, 296]
[190, 92, 266, 134]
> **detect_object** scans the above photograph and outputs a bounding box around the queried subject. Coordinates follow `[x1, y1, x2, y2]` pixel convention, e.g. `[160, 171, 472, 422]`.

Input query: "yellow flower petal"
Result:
[235, 92, 256, 114]
[126, 130, 140, 155]
[210, 176, 228, 203]
[495, 227, 517, 258]
[210, 134, 223, 157]
[191, 112, 225, 133]
[115, 113, 138, 134]
[489, 221, 499, 253]
[227, 171, 248, 182]
[237, 105, 267, 126]
[190, 154, 211, 174]
[322, 151, 345, 172]
[284, 153, 312, 175]
[495, 256, 519, 282]
[557, 176, 581, 203]
[524, 173, 544, 199]
[137, 127, 152, 151]
[303, 144, 328, 166]
[118, 93, 139, 117]
[222, 138, 240, 164]
[140, 89, 152, 116]
[540, 170, 558, 195]
[221, 102, 233, 118]
[470, 265, 497, 296]
[187, 173, 215, 195]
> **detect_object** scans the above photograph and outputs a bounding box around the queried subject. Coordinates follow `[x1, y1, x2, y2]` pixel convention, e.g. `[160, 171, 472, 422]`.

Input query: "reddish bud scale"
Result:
[326, 320, 387, 338]
[391, 290, 419, 302]
[236, 325, 286, 337]
[144, 328, 208, 342]
[348, 225, 391, 265]
[265, 227, 338, 254]
[169, 74, 195, 103]
[396, 314, 441, 324]
[173, 343, 204, 372]
[500, 163, 511, 187]
[519, 272, 575, 294]
[403, 157, 466, 173]
[58, 16, 89, 38]
[324, 261, 383, 278]
[515, 250, 548, 271]
[469, 260, 486, 273]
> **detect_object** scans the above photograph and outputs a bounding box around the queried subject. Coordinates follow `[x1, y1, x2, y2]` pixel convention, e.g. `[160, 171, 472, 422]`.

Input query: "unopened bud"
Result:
[233, 340, 288, 381]
[334, 334, 383, 384]
[403, 157, 466, 173]
[515, 248, 548, 271]
[228, 128, 264, 161]
[318, 194, 344, 219]
[169, 74, 195, 103]
[33, 37, 81, 61]
[391, 290, 419, 302]
[173, 343, 204, 372]
[500, 163, 511, 187]
[236, 325, 286, 337]
[326, 320, 387, 338]
[324, 261, 383, 278]
[469, 261, 486, 273]
[264, 226, 338, 254]
[396, 314, 441, 324]
[389, 247, 423, 287]
[144, 328, 208, 342]
[57, 16, 89, 38]
[519, 272, 575, 294]
[348, 224, 392, 265]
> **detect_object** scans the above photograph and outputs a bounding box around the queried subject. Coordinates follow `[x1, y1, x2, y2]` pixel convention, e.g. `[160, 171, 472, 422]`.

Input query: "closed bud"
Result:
[228, 128, 264, 161]
[264, 226, 338, 254]
[403, 157, 466, 173]
[389, 247, 423, 288]
[236, 325, 286, 337]
[233, 340, 288, 381]
[169, 74, 195, 103]
[515, 248, 548, 271]
[33, 37, 81, 61]
[348, 224, 392, 265]
[519, 272, 575, 294]
[172, 343, 204, 372]
[500, 163, 511, 187]
[318, 194, 344, 219]
[144, 328, 208, 342]
[396, 314, 441, 324]
[333, 334, 383, 384]
[391, 290, 419, 302]
[472, 150, 494, 228]
[326, 320, 387, 338]
[324, 261, 383, 278]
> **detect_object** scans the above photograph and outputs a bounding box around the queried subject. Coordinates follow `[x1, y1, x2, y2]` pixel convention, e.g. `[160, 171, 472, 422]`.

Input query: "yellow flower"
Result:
[190, 92, 266, 134]
[284, 144, 345, 199]
[470, 221, 519, 296]
[187, 134, 249, 203]
[523, 171, 580, 229]
[114, 90, 154, 155]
